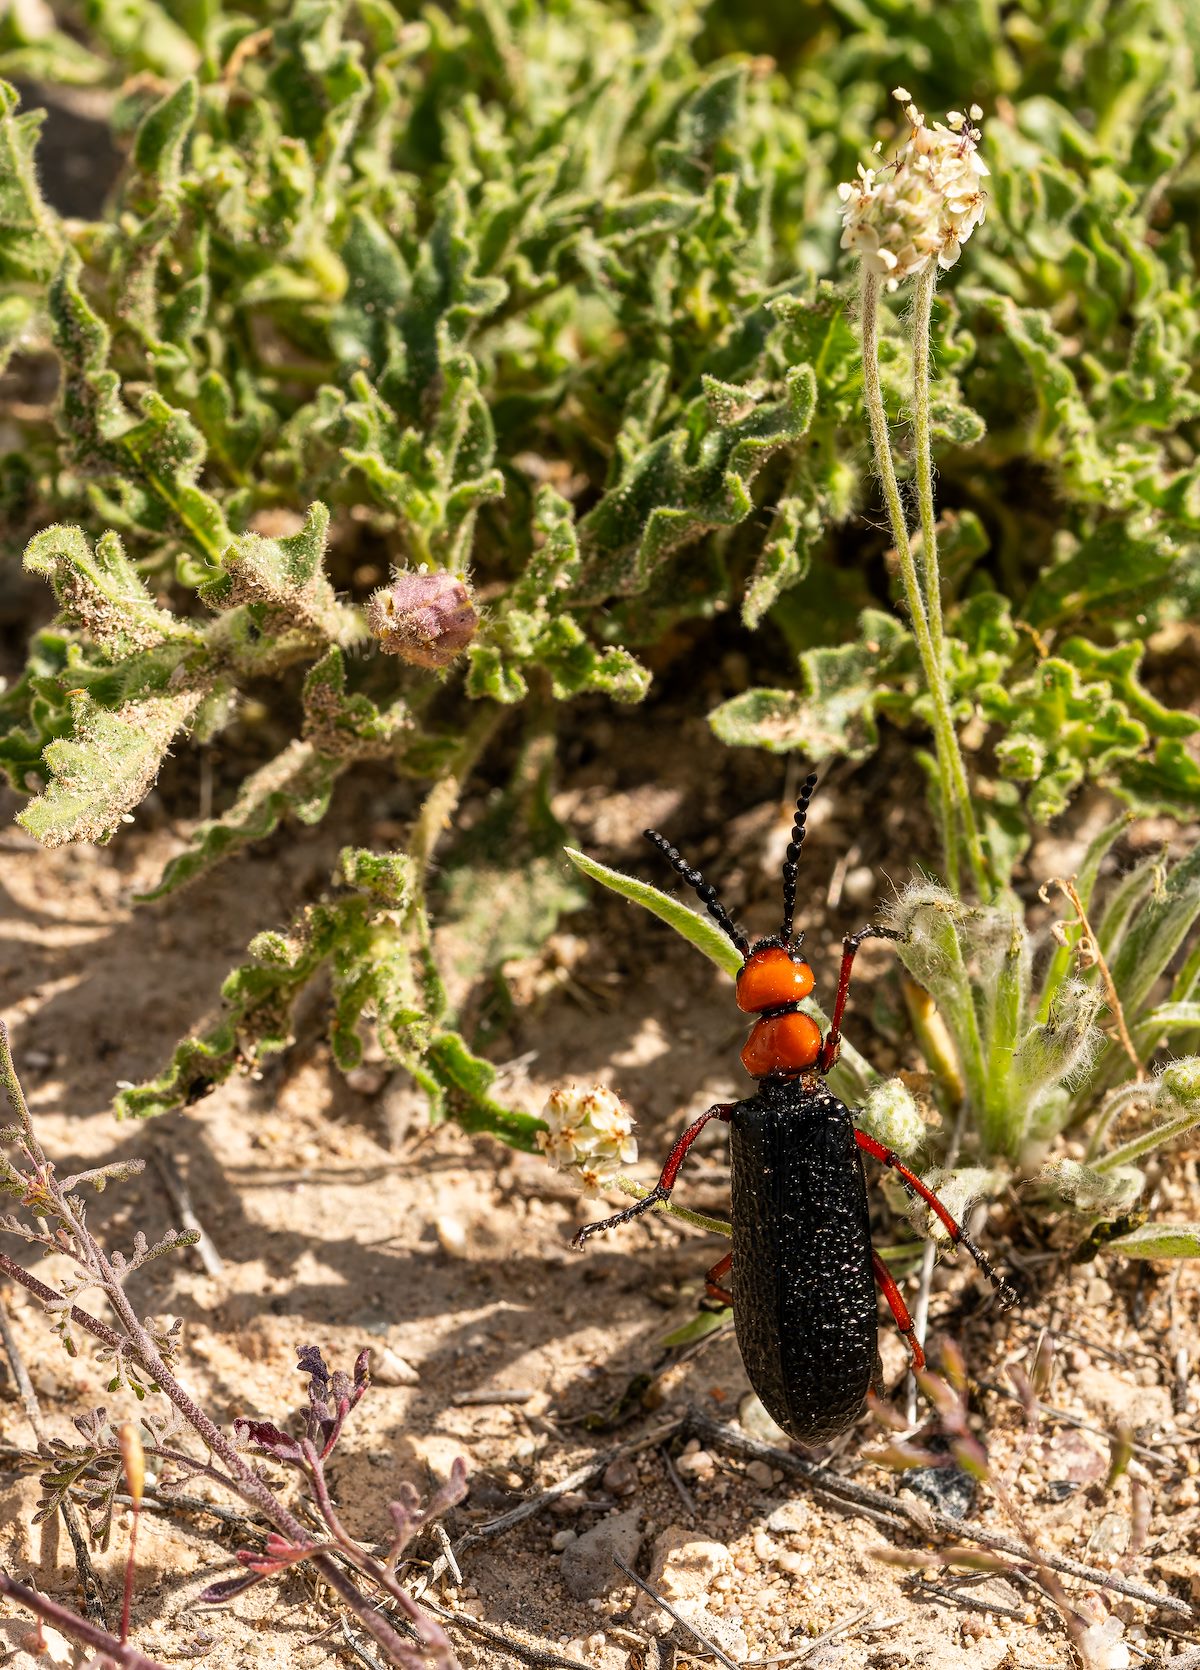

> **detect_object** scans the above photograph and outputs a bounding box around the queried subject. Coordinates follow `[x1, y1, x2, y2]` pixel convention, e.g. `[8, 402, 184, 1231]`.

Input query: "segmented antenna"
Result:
[644, 830, 750, 957]
[781, 772, 818, 943]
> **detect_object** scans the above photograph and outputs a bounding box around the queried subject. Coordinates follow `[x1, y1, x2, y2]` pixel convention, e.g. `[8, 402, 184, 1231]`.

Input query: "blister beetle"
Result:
[574, 774, 1016, 1445]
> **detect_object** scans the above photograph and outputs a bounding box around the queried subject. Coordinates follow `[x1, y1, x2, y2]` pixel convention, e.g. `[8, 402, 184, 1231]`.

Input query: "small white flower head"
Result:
[838, 87, 989, 286]
[538, 1084, 638, 1196]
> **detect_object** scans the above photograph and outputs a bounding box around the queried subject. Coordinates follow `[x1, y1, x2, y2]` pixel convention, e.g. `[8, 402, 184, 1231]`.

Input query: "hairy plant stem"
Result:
[301, 1436, 445, 1641]
[860, 270, 990, 901]
[616, 1176, 731, 1238]
[1093, 1108, 1200, 1174]
[911, 266, 945, 665]
[1084, 1080, 1152, 1163]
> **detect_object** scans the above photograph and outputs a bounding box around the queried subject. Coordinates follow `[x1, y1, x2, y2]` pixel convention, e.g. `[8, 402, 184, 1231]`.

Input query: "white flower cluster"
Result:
[838, 89, 989, 284]
[538, 1083, 638, 1195]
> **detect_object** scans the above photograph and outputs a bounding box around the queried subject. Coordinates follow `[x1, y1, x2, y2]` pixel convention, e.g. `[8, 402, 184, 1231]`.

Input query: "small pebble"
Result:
[633, 1526, 735, 1636]
[370, 1346, 421, 1386]
[676, 1448, 715, 1481]
[436, 1215, 469, 1257]
[602, 1456, 639, 1496]
[560, 1508, 643, 1601]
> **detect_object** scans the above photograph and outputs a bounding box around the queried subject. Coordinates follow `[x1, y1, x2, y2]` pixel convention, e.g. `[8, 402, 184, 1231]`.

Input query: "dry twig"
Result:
[149, 1146, 225, 1276]
[610, 1554, 740, 1670]
[452, 1416, 684, 1553]
[743, 1605, 874, 1667]
[1040, 875, 1141, 1074]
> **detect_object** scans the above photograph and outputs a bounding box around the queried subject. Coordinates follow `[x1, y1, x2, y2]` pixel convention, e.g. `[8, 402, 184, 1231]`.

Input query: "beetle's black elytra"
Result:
[573, 775, 1017, 1445]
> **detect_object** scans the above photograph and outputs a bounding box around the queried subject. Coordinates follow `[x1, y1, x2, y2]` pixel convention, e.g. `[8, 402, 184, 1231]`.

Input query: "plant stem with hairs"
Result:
[860, 270, 990, 900]
[911, 264, 946, 665]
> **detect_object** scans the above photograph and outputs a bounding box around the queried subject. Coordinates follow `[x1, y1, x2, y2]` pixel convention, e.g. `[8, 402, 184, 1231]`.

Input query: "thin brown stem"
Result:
[120, 1505, 139, 1643]
[0, 1294, 109, 1626]
[1041, 876, 1141, 1075]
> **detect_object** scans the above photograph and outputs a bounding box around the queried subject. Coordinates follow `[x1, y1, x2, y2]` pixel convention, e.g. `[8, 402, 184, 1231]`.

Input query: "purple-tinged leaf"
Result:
[296, 1344, 330, 1397]
[202, 1534, 323, 1603]
[233, 1418, 304, 1464]
[199, 1570, 271, 1604]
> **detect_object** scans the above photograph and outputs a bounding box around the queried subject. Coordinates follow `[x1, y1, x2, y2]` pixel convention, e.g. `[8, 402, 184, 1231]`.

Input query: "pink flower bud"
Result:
[367, 571, 478, 668]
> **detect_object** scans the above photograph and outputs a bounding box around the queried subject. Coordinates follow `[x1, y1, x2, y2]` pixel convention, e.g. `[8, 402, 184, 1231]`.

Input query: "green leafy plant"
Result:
[566, 82, 1200, 1274]
[2, 0, 1199, 1175]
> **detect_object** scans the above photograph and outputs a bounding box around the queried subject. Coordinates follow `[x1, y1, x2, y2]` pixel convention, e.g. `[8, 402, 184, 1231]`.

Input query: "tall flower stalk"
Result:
[840, 92, 992, 899]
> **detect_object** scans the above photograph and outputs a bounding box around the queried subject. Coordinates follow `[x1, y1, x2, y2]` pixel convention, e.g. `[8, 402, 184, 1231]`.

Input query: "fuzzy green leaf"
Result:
[564, 846, 743, 978]
[0, 81, 61, 283]
[423, 1032, 545, 1152]
[17, 686, 203, 847]
[1025, 521, 1180, 630]
[141, 652, 408, 898]
[709, 610, 911, 757]
[468, 490, 649, 704]
[24, 525, 199, 658]
[575, 364, 817, 602]
[137, 740, 338, 901]
[1113, 741, 1200, 815]
[119, 847, 411, 1116]
[47, 258, 232, 561]
[741, 495, 815, 630]
[980, 654, 1150, 822]
[1106, 844, 1200, 1019]
[131, 76, 196, 184]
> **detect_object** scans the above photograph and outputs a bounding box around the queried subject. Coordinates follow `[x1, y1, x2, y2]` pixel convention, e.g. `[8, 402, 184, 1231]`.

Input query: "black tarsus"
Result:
[643, 830, 750, 957]
[781, 771, 819, 943]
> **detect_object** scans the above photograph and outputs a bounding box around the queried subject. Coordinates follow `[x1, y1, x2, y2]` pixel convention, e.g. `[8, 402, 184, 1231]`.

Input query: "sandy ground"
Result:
[0, 721, 1198, 1670]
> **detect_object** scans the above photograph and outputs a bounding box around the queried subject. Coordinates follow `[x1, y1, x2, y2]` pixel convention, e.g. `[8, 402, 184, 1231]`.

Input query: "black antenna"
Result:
[644, 830, 750, 958]
[781, 772, 818, 943]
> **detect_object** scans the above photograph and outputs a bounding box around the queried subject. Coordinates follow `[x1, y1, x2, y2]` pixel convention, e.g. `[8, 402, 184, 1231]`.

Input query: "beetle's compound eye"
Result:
[740, 1011, 822, 1077]
[735, 946, 815, 1014]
